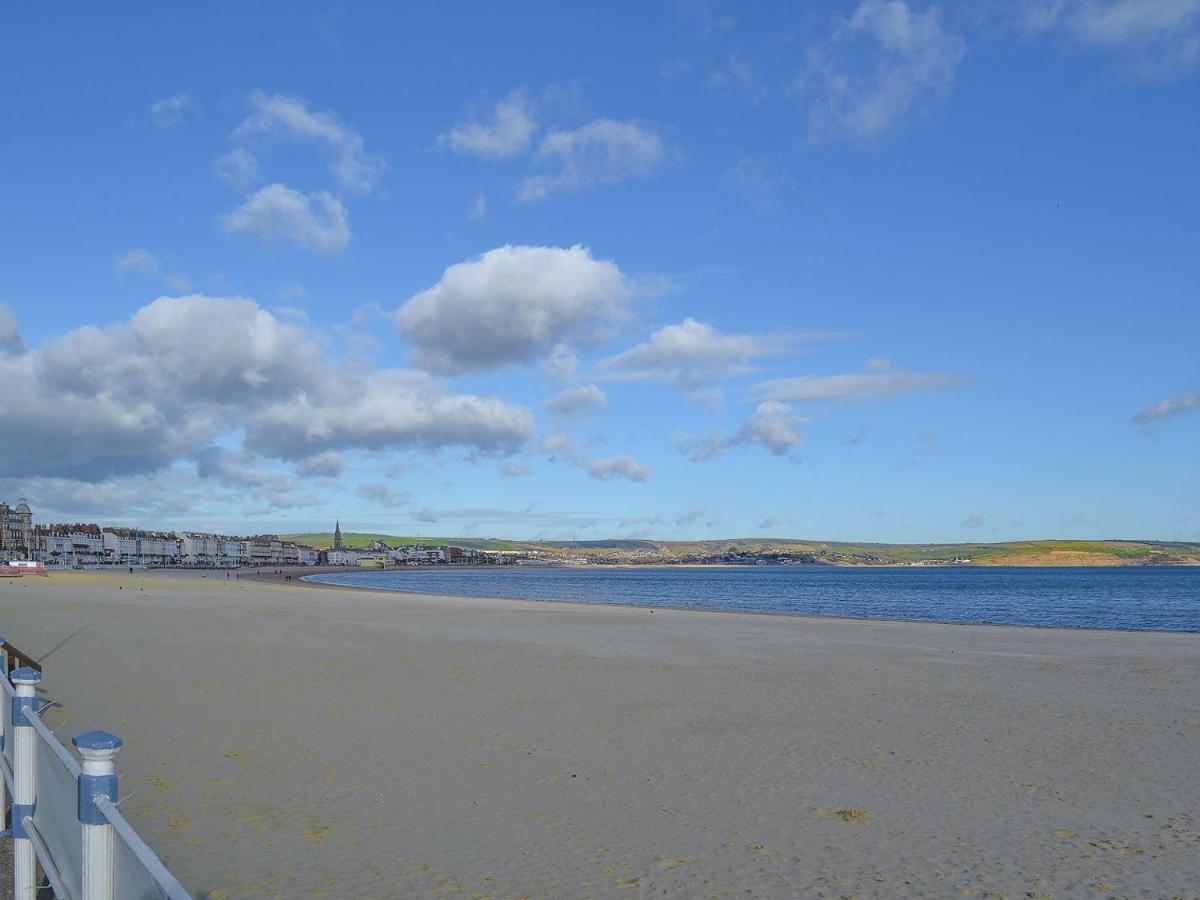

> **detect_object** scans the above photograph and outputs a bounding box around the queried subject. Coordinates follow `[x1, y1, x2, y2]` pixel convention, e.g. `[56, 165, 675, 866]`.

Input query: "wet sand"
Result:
[1, 569, 1197, 898]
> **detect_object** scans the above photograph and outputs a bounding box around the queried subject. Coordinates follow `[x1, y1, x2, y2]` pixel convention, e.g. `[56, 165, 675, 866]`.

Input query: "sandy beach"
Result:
[0, 569, 1197, 898]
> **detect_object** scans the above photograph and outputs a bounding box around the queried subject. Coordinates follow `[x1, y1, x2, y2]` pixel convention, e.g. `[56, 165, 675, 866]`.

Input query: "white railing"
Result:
[1, 638, 191, 899]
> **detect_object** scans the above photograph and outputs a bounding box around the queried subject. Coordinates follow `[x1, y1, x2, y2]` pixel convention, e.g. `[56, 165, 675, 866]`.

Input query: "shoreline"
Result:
[291, 566, 1200, 637]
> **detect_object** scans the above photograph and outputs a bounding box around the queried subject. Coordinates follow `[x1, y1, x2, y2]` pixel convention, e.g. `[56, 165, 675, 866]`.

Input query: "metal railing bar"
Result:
[22, 705, 82, 777]
[22, 814, 74, 900]
[95, 794, 191, 900]
[0, 752, 12, 793]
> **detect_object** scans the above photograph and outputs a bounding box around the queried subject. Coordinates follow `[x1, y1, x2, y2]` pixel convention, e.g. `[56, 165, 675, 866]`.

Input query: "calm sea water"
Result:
[305, 565, 1200, 632]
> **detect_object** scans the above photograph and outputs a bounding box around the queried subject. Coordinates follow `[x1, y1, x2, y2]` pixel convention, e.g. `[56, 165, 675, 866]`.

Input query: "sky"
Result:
[0, 0, 1197, 543]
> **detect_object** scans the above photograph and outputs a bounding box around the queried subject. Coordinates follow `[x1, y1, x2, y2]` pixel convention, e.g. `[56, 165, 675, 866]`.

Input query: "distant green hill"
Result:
[282, 532, 524, 551]
[282, 533, 1200, 566]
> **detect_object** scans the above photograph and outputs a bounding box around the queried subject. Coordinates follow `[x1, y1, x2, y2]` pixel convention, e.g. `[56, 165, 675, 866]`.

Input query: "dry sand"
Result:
[1, 569, 1197, 899]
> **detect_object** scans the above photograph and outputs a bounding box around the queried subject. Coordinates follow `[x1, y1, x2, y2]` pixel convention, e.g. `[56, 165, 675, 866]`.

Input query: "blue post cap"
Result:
[72, 730, 123, 752]
[10, 666, 40, 684]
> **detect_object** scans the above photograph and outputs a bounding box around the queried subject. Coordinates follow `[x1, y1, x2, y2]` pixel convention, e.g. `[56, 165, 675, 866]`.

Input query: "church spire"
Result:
[333, 519, 343, 551]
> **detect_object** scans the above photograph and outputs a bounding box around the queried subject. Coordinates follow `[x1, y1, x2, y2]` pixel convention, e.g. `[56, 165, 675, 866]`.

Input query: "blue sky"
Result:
[0, 1, 1197, 542]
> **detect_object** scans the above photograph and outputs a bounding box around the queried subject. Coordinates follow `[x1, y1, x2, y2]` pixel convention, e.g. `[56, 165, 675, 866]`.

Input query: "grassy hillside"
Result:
[282, 533, 1200, 566]
[282, 532, 525, 551]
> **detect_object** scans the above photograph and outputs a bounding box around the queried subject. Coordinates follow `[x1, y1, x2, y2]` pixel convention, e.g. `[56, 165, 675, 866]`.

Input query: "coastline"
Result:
[294, 565, 1200, 636]
[2, 569, 1197, 897]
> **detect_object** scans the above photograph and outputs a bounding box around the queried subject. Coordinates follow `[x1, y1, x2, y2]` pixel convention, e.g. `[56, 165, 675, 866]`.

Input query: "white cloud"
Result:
[601, 318, 785, 390]
[397, 244, 630, 374]
[677, 401, 805, 460]
[296, 451, 346, 477]
[546, 385, 607, 417]
[804, 0, 966, 142]
[444, 89, 538, 159]
[233, 90, 385, 193]
[115, 249, 160, 276]
[222, 183, 350, 256]
[356, 482, 411, 508]
[588, 455, 651, 483]
[518, 119, 665, 201]
[752, 366, 963, 402]
[150, 93, 192, 128]
[737, 401, 805, 455]
[1021, 0, 1200, 73]
[0, 304, 24, 355]
[245, 369, 534, 460]
[1131, 391, 1200, 423]
[0, 294, 534, 483]
[541, 428, 581, 461]
[216, 148, 262, 189]
[469, 193, 488, 219]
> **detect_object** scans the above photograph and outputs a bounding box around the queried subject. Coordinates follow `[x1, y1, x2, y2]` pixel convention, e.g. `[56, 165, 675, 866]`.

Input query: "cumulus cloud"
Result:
[233, 90, 385, 194]
[216, 148, 261, 189]
[737, 401, 805, 455]
[0, 294, 534, 483]
[1021, 0, 1200, 72]
[444, 89, 538, 158]
[222, 183, 350, 256]
[0, 304, 24, 355]
[194, 445, 294, 490]
[546, 385, 607, 417]
[601, 318, 786, 390]
[1131, 392, 1200, 423]
[150, 93, 192, 128]
[588, 454, 651, 483]
[397, 244, 630, 374]
[518, 119, 665, 201]
[296, 451, 346, 478]
[752, 366, 963, 402]
[804, 0, 966, 142]
[677, 402, 805, 460]
[245, 369, 533, 460]
[355, 482, 411, 508]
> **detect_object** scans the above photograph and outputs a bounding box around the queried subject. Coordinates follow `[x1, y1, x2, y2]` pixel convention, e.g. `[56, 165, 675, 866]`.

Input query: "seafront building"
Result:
[3, 502, 511, 569]
[0, 499, 34, 559]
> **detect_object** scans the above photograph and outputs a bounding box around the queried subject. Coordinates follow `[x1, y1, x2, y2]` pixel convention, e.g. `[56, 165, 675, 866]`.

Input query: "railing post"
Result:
[73, 730, 123, 900]
[0, 634, 8, 817]
[10, 666, 40, 900]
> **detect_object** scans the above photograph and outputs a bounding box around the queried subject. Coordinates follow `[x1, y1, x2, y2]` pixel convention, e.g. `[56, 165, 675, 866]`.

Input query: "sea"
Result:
[304, 565, 1200, 632]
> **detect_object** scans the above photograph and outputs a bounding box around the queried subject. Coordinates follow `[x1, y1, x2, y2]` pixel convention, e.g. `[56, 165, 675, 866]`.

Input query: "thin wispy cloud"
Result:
[215, 148, 261, 190]
[233, 89, 385, 194]
[803, 0, 966, 142]
[518, 119, 665, 201]
[600, 318, 789, 392]
[150, 93, 192, 128]
[1131, 392, 1200, 423]
[1020, 0, 1200, 73]
[752, 365, 964, 402]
